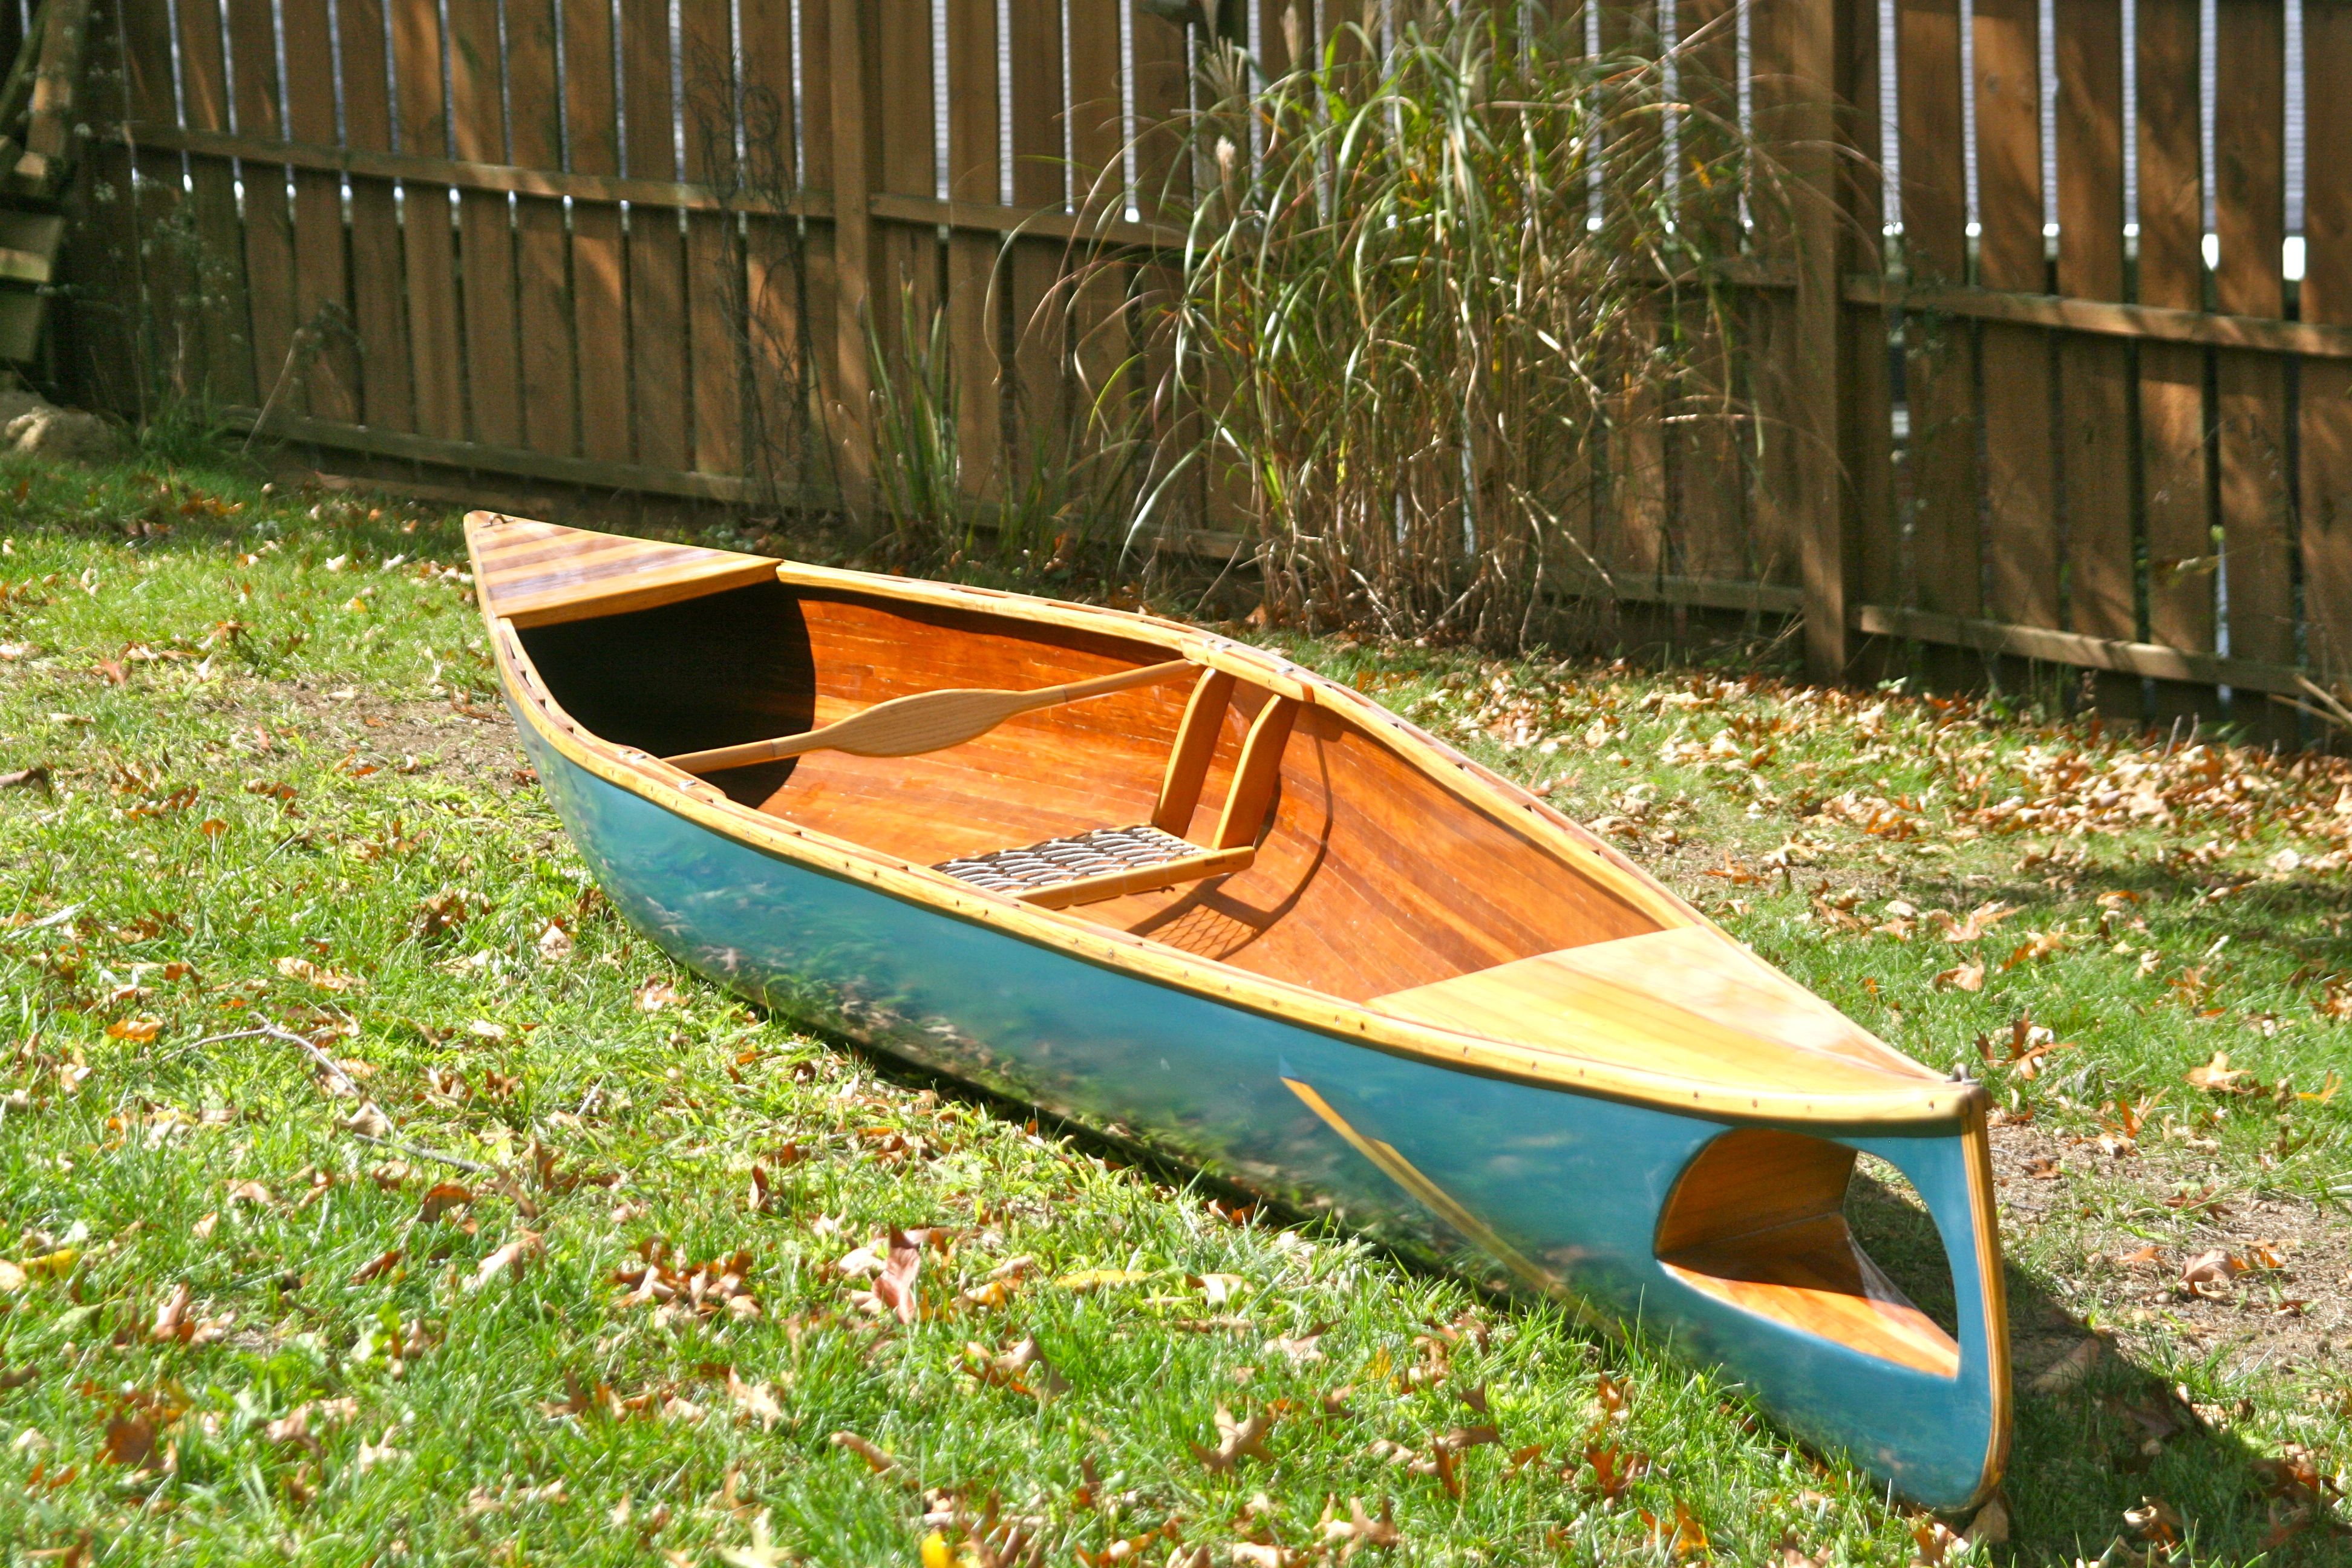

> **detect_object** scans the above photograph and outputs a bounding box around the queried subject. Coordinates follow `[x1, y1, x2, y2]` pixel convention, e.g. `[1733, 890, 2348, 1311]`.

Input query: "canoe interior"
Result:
[518, 577, 1660, 1003]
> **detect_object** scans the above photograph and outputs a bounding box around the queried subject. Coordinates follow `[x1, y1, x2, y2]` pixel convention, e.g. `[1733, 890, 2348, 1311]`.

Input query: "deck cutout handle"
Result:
[1655, 1128, 1960, 1378]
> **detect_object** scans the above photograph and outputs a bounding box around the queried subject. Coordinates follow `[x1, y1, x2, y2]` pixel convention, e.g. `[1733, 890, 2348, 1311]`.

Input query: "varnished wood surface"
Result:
[1654, 1127, 1959, 1377]
[668, 658, 1194, 773]
[469, 517, 1989, 1123]
[1370, 929, 1936, 1095]
[470, 512, 780, 627]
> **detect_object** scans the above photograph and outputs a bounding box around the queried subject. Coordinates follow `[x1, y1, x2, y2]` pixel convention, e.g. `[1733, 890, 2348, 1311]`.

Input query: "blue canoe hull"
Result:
[513, 711, 2006, 1510]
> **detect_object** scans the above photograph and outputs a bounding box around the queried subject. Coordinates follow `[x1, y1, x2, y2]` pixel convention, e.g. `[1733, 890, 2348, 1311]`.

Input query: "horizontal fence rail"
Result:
[52, 0, 2352, 738]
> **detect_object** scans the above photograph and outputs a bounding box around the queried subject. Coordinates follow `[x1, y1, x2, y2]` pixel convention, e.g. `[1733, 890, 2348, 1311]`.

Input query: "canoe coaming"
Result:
[469, 515, 2011, 1508]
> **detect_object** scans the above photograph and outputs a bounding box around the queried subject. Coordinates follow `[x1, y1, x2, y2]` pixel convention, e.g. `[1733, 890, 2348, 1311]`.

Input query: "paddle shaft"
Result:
[666, 658, 1197, 774]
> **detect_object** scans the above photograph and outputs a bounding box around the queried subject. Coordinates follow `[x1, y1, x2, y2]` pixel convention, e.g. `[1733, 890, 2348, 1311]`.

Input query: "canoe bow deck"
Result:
[468, 514, 2010, 1511]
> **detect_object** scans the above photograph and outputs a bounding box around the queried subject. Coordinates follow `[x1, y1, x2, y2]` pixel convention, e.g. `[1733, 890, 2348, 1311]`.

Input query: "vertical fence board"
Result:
[1745, 0, 1802, 587]
[740, 0, 807, 499]
[505, 0, 577, 456]
[1671, 0, 1748, 583]
[875, 0, 938, 362]
[391, 0, 463, 439]
[2054, 0, 2134, 714]
[682, 0, 743, 474]
[1838, 0, 1893, 641]
[947, 0, 1002, 500]
[1973, 0, 2056, 633]
[446, 0, 521, 446]
[2304, 1, 2352, 682]
[2135, 0, 2212, 693]
[120, 0, 188, 406]
[1896, 0, 1978, 621]
[620, 0, 689, 471]
[173, 0, 256, 403]
[562, 0, 629, 464]
[339, 0, 416, 431]
[223, 0, 299, 415]
[279, 0, 359, 422]
[1008, 0, 1067, 487]
[2212, 0, 2293, 722]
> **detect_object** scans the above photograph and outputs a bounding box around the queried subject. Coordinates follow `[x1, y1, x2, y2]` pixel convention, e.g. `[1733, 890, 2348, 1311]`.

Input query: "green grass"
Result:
[0, 452, 2347, 1564]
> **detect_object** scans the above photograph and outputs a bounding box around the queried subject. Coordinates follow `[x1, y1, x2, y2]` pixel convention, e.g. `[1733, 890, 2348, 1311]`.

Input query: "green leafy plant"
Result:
[1128, 2, 1773, 649]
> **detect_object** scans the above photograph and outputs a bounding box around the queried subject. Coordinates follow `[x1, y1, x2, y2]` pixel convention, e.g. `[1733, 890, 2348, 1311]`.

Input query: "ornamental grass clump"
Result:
[1141, 4, 1772, 650]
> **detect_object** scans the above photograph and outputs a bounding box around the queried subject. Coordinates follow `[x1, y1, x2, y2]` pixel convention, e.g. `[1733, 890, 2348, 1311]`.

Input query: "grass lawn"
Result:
[0, 451, 2348, 1566]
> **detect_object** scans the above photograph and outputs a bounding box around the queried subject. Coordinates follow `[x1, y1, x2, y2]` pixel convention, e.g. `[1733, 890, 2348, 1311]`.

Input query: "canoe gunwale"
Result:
[476, 550, 1983, 1132]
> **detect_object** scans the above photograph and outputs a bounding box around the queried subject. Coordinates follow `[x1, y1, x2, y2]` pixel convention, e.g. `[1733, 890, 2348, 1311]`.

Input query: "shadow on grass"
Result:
[1848, 1168, 2344, 1563]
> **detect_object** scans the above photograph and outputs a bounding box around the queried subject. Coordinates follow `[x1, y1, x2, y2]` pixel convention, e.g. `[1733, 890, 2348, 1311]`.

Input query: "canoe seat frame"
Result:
[933, 668, 1299, 910]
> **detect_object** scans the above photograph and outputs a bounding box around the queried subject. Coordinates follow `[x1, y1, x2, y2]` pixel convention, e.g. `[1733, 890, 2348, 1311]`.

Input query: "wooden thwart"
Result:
[666, 658, 1197, 773]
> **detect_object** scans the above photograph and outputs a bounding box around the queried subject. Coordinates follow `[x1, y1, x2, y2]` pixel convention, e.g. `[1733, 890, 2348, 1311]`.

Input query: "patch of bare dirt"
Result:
[1989, 1117, 2352, 1383]
[242, 679, 530, 791]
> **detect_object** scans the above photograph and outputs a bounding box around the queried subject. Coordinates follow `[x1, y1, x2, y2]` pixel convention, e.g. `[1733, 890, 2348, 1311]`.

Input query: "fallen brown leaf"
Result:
[1192, 1406, 1276, 1472]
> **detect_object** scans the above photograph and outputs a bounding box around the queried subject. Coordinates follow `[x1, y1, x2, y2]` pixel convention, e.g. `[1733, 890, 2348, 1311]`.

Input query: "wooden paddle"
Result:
[664, 658, 1198, 774]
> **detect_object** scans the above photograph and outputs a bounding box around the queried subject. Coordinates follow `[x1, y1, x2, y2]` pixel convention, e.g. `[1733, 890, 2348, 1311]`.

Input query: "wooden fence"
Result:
[53, 0, 2352, 737]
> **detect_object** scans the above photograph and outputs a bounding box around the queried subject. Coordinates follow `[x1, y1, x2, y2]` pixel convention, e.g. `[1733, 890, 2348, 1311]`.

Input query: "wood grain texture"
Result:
[2053, 0, 2134, 675]
[279, 0, 358, 422]
[1896, 0, 1980, 619]
[2135, 0, 2213, 682]
[469, 513, 780, 627]
[946, 0, 1002, 500]
[1017, 844, 1257, 910]
[563, 0, 629, 465]
[1154, 668, 1238, 834]
[1374, 927, 1933, 1094]
[683, 0, 743, 475]
[621, 0, 689, 471]
[668, 658, 1196, 771]
[2304, 0, 2352, 682]
[172, 0, 256, 403]
[2212, 2, 2293, 704]
[474, 518, 1984, 1128]
[337, 0, 414, 433]
[1971, 0, 2055, 630]
[506, 0, 577, 457]
[447, 0, 521, 446]
[220, 0, 298, 413]
[391, 0, 465, 440]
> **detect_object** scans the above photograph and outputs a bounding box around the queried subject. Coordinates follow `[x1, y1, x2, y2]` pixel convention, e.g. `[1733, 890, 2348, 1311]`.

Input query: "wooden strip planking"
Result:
[2134, 0, 2213, 675]
[621, 0, 689, 471]
[2053, 0, 2134, 720]
[2211, 1, 2294, 699]
[171, 0, 256, 403]
[562, 0, 629, 465]
[682, 0, 743, 475]
[222, 0, 299, 412]
[337, 0, 415, 432]
[1895, 0, 1980, 619]
[946, 0, 1002, 500]
[739, 0, 807, 492]
[278, 0, 358, 423]
[1972, 0, 2056, 630]
[504, 0, 577, 457]
[2304, 0, 2352, 682]
[447, 0, 522, 446]
[391, 0, 464, 440]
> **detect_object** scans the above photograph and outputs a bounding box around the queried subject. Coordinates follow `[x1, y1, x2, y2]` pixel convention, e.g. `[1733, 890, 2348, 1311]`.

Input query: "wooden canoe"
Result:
[467, 513, 2010, 1509]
